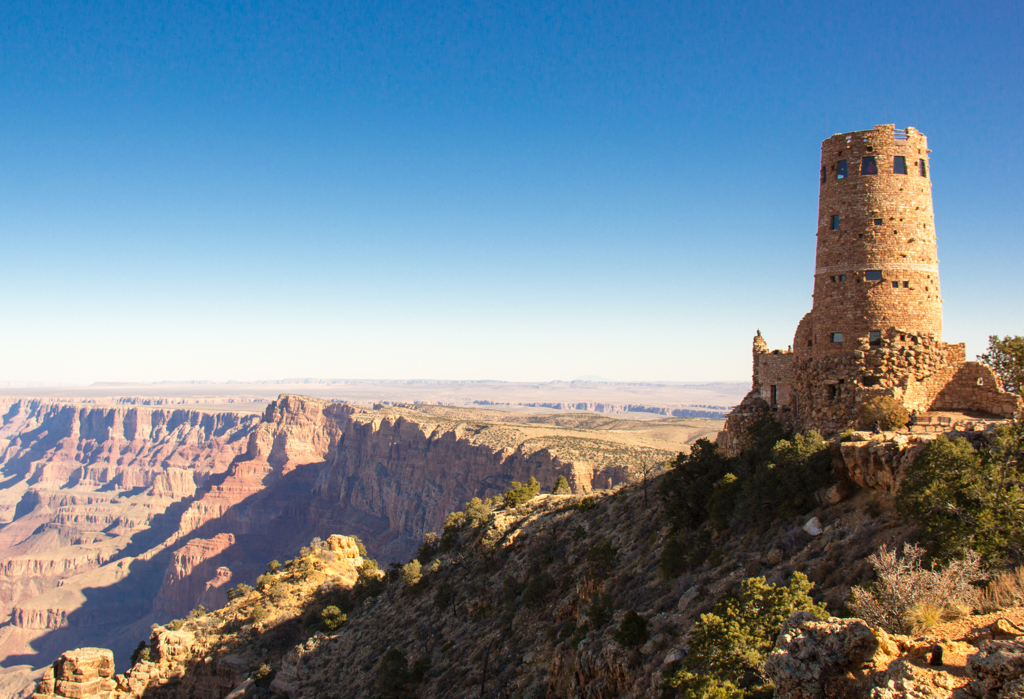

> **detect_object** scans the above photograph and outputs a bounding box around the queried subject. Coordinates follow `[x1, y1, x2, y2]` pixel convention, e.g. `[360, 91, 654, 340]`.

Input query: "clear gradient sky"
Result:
[1, 1, 1021, 384]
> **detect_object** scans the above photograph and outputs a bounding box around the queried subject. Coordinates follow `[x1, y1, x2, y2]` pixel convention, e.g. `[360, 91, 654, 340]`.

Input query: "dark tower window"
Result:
[894, 156, 907, 174]
[838, 275, 846, 281]
[869, 331, 882, 345]
[861, 156, 878, 175]
[892, 281, 899, 288]
[865, 270, 883, 281]
[831, 332, 843, 343]
[919, 159, 927, 177]
[903, 281, 910, 288]
[831, 215, 839, 230]
[821, 166, 827, 184]
[837, 160, 848, 179]
[874, 219, 883, 226]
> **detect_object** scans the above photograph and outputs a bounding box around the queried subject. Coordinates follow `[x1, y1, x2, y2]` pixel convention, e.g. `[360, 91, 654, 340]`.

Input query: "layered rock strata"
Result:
[3, 395, 693, 694]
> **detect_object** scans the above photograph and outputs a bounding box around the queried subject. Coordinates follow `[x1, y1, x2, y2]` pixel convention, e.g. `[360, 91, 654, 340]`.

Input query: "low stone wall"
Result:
[931, 362, 1022, 418]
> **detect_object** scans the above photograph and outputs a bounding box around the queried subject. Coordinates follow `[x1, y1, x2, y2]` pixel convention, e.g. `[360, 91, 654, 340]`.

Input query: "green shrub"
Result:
[577, 496, 597, 512]
[250, 605, 269, 624]
[659, 438, 730, 531]
[659, 534, 688, 578]
[587, 593, 613, 628]
[586, 540, 618, 578]
[226, 582, 253, 600]
[352, 536, 368, 557]
[401, 559, 422, 586]
[320, 605, 347, 631]
[410, 657, 431, 684]
[572, 525, 586, 542]
[434, 582, 456, 609]
[521, 572, 556, 607]
[897, 427, 1024, 565]
[267, 560, 281, 573]
[614, 610, 648, 647]
[465, 497, 490, 526]
[501, 575, 524, 605]
[708, 473, 740, 531]
[504, 477, 541, 509]
[130, 641, 150, 666]
[859, 396, 910, 431]
[554, 475, 571, 494]
[417, 532, 440, 563]
[252, 663, 274, 686]
[662, 572, 826, 699]
[743, 431, 833, 526]
[376, 649, 412, 699]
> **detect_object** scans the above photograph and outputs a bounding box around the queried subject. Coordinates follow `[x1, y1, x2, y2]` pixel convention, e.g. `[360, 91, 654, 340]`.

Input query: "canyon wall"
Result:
[0, 395, 670, 695]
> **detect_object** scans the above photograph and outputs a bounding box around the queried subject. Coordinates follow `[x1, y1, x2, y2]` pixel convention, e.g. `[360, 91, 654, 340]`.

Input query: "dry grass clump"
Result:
[849, 543, 984, 634]
[979, 566, 1024, 613]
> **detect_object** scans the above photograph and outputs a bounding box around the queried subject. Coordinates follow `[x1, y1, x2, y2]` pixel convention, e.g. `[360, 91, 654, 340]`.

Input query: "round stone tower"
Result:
[794, 125, 941, 361]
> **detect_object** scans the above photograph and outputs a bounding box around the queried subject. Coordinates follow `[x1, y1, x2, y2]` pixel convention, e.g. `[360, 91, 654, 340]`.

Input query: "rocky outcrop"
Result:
[33, 647, 117, 699]
[765, 612, 881, 698]
[956, 639, 1024, 699]
[153, 534, 236, 616]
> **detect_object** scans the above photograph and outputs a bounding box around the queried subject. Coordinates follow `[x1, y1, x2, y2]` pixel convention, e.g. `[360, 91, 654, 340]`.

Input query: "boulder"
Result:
[764, 613, 879, 699]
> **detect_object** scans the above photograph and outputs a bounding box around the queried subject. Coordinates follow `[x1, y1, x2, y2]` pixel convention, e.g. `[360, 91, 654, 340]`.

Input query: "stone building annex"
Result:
[718, 124, 1020, 454]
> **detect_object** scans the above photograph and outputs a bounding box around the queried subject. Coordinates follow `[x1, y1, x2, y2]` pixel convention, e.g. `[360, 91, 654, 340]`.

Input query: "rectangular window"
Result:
[903, 281, 910, 288]
[869, 331, 882, 345]
[831, 215, 839, 230]
[770, 385, 777, 407]
[865, 270, 883, 281]
[838, 275, 845, 281]
[830, 276, 836, 282]
[820, 166, 827, 184]
[893, 155, 907, 174]
[892, 281, 899, 288]
[861, 156, 878, 175]
[831, 332, 843, 343]
[874, 218, 883, 226]
[919, 159, 927, 177]
[837, 160, 848, 179]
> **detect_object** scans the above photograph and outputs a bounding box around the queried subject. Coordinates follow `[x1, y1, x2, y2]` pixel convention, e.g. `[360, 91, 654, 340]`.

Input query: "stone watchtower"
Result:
[717, 125, 1020, 452]
[795, 125, 940, 360]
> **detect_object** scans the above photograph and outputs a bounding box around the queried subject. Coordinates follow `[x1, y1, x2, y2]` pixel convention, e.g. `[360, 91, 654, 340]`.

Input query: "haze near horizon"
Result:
[2, 1, 1021, 384]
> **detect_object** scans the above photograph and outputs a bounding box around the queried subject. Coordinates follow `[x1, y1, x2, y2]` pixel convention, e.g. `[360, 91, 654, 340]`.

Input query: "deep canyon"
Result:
[0, 395, 721, 696]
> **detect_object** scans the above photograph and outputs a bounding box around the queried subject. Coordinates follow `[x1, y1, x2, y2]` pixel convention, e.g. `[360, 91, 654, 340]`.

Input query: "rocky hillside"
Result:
[0, 396, 718, 696]
[45, 463, 909, 698]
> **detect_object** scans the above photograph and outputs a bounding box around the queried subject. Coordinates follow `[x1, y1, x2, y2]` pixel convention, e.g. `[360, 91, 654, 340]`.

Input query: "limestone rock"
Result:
[764, 613, 879, 699]
[955, 639, 1024, 699]
[33, 648, 116, 699]
[802, 517, 823, 536]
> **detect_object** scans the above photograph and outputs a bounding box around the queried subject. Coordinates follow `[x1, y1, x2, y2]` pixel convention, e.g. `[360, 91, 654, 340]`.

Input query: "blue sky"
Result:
[1, 0, 1021, 383]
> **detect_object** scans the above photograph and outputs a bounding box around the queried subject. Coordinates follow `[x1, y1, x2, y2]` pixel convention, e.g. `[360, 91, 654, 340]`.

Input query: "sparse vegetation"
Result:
[849, 543, 984, 634]
[503, 477, 541, 508]
[662, 573, 826, 699]
[659, 421, 835, 544]
[614, 610, 648, 647]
